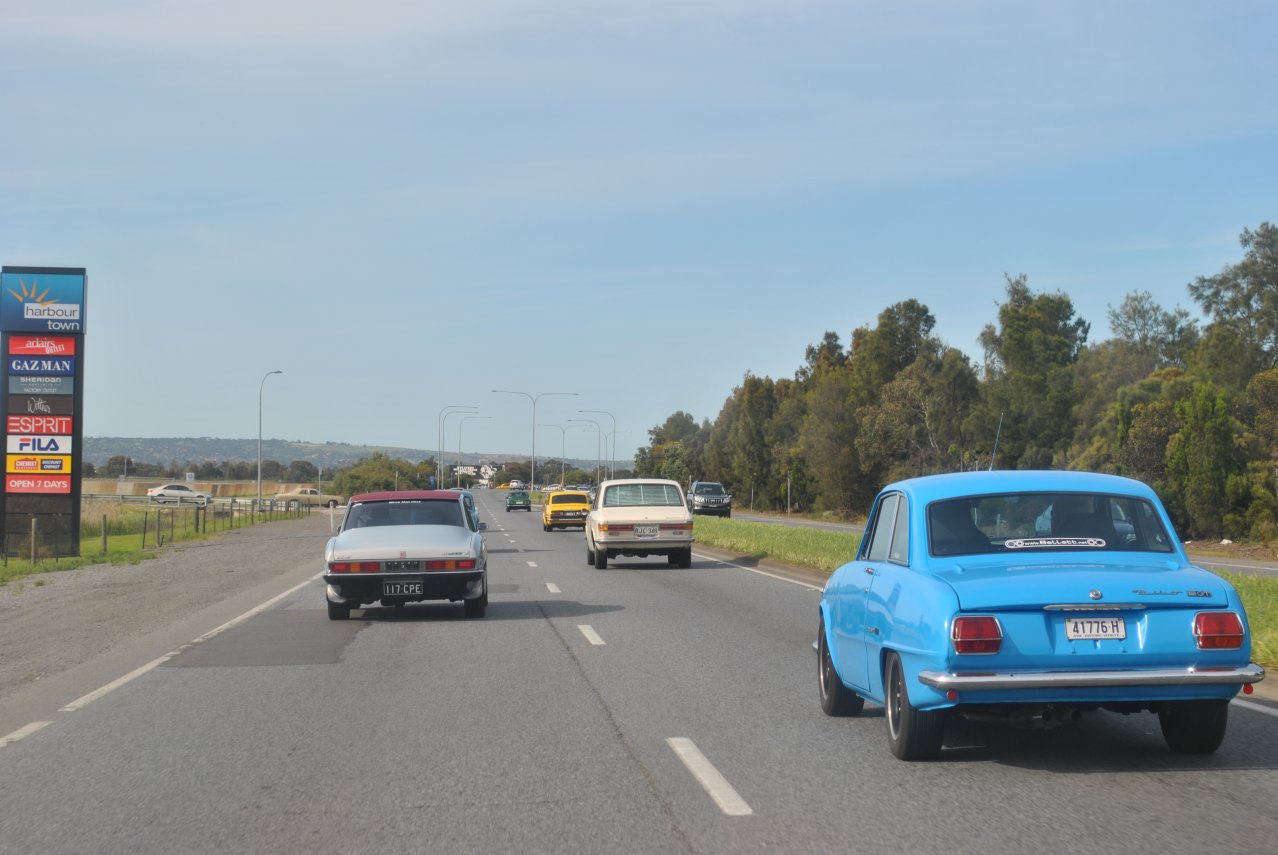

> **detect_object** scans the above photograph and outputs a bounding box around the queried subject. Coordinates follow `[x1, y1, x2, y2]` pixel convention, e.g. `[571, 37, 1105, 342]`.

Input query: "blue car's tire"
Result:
[1159, 700, 1228, 754]
[818, 617, 864, 717]
[885, 651, 945, 760]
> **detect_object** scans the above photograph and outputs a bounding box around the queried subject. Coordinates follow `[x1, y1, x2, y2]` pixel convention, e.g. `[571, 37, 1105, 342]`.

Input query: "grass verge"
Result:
[0, 501, 308, 588]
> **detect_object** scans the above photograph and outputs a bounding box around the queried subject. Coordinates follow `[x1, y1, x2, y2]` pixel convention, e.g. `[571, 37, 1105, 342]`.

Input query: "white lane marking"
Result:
[1233, 698, 1278, 719]
[527, 561, 538, 568]
[61, 572, 322, 712]
[1195, 559, 1278, 573]
[0, 721, 52, 750]
[546, 583, 561, 593]
[577, 624, 606, 646]
[666, 737, 754, 816]
[695, 551, 824, 592]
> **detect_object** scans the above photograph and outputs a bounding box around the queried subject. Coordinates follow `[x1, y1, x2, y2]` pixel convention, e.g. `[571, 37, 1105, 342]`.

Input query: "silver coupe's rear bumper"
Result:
[918, 663, 1265, 692]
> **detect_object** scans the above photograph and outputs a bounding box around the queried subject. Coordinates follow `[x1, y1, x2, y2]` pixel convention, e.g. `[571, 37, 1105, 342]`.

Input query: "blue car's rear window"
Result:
[928, 492, 1174, 556]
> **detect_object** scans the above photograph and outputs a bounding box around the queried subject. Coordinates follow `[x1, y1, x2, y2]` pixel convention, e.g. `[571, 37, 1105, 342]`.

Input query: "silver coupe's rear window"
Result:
[603, 483, 685, 507]
[345, 499, 464, 529]
[928, 492, 1174, 556]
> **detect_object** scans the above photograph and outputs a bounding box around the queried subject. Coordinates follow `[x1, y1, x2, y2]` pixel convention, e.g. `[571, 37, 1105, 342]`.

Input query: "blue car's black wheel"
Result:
[1159, 700, 1228, 754]
[885, 651, 945, 760]
[818, 616, 864, 717]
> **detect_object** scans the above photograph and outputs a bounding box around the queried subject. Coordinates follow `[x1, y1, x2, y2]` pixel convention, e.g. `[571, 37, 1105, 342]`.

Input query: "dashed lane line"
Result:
[546, 583, 561, 593]
[0, 721, 52, 750]
[577, 624, 606, 646]
[666, 737, 754, 816]
[695, 551, 823, 592]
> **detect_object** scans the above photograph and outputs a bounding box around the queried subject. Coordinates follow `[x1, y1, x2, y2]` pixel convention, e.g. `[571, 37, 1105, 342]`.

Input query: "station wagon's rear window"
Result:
[345, 499, 464, 529]
[928, 492, 1173, 556]
[603, 483, 685, 507]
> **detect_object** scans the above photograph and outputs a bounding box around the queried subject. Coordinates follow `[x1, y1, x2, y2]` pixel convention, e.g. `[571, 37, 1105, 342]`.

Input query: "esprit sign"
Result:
[6, 415, 73, 434]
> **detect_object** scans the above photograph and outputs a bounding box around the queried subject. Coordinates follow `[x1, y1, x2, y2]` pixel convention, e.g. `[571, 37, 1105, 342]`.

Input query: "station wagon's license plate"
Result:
[635, 524, 659, 538]
[383, 580, 424, 596]
[1065, 617, 1126, 640]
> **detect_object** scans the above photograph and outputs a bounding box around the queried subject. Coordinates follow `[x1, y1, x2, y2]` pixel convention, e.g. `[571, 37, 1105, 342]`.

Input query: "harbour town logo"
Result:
[6, 278, 82, 329]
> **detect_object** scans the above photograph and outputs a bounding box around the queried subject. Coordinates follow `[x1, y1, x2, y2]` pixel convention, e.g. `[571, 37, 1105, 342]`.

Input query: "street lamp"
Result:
[579, 409, 616, 479]
[257, 369, 283, 502]
[492, 389, 577, 489]
[437, 404, 477, 488]
[457, 415, 492, 487]
[539, 423, 589, 486]
[569, 417, 604, 484]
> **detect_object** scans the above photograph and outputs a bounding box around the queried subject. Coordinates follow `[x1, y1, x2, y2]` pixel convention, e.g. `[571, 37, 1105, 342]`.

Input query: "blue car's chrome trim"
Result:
[918, 663, 1265, 691]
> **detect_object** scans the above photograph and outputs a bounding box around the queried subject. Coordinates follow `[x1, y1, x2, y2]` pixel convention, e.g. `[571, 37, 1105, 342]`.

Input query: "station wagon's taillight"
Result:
[952, 616, 1002, 654]
[1194, 612, 1245, 650]
[328, 561, 380, 573]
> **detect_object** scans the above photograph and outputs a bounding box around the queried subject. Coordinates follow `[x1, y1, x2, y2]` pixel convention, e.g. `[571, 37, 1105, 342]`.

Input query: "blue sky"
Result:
[3, 0, 1275, 466]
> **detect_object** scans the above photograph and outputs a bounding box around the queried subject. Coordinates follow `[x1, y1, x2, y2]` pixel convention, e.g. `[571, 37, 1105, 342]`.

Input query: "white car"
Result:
[146, 483, 213, 506]
[585, 478, 694, 569]
[323, 490, 488, 620]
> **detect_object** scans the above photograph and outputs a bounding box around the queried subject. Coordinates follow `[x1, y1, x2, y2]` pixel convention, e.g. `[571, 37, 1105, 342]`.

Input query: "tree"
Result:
[1188, 222, 1278, 368]
[971, 275, 1090, 468]
[1162, 385, 1242, 538]
[858, 346, 980, 480]
[1107, 290, 1200, 373]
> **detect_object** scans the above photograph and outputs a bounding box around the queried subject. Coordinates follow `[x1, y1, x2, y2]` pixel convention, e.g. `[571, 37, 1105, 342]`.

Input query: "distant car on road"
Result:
[505, 490, 531, 512]
[817, 470, 1265, 761]
[542, 490, 591, 531]
[687, 481, 732, 517]
[146, 483, 212, 506]
[274, 487, 343, 508]
[323, 490, 488, 620]
[585, 478, 694, 569]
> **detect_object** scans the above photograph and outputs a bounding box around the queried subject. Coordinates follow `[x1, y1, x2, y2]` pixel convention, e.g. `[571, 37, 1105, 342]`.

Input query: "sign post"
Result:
[0, 266, 86, 559]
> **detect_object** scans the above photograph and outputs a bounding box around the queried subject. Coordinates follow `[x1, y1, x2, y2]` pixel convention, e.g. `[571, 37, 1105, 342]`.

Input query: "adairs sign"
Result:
[9, 336, 75, 356]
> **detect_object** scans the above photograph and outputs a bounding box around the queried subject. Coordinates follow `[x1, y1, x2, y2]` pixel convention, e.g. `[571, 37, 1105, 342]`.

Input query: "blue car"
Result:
[818, 470, 1265, 760]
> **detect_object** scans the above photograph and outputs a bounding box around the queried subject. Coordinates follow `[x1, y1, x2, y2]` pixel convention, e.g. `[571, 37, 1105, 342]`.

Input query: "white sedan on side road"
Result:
[585, 478, 694, 569]
[145, 483, 213, 506]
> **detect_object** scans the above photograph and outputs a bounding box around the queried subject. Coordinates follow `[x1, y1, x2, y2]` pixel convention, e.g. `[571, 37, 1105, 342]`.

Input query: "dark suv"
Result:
[687, 481, 732, 517]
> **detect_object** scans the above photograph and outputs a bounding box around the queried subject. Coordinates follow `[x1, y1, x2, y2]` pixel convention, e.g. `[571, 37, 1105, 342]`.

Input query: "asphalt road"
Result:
[1, 495, 1277, 853]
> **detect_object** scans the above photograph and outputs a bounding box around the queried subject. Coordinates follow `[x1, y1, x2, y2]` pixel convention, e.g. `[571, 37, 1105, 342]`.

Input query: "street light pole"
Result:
[569, 417, 603, 484]
[437, 405, 477, 488]
[538, 423, 588, 486]
[492, 389, 577, 489]
[257, 369, 283, 502]
[457, 416, 492, 487]
[579, 409, 616, 479]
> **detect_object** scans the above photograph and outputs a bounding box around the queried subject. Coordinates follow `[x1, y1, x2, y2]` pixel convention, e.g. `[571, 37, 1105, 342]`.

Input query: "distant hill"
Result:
[83, 437, 598, 470]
